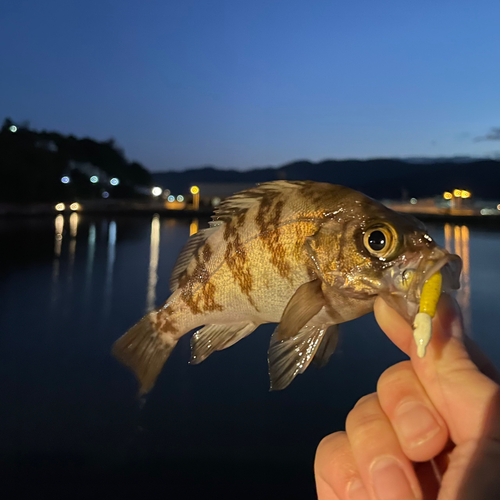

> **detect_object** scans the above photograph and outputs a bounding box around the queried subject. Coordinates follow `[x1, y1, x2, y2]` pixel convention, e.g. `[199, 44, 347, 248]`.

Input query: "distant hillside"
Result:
[0, 118, 152, 202]
[153, 158, 500, 200]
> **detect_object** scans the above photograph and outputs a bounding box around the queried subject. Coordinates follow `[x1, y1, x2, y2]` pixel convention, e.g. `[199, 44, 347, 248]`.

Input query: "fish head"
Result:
[310, 195, 462, 324]
[370, 216, 462, 324]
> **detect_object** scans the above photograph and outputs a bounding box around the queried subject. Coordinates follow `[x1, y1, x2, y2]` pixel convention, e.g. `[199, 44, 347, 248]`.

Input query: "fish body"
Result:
[113, 181, 461, 393]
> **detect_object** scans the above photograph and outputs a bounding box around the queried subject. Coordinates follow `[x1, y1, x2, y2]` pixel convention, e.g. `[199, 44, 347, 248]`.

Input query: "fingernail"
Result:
[347, 478, 370, 500]
[371, 456, 416, 500]
[395, 402, 440, 448]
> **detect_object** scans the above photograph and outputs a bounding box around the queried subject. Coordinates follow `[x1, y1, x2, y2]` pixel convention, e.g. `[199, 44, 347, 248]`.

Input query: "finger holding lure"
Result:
[112, 181, 462, 394]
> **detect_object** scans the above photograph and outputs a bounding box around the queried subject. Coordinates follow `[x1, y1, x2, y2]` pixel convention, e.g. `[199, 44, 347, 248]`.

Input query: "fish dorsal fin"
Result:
[169, 224, 221, 291]
[312, 324, 340, 368]
[275, 279, 326, 340]
[190, 322, 257, 364]
[211, 180, 304, 223]
[170, 181, 303, 291]
[268, 323, 331, 390]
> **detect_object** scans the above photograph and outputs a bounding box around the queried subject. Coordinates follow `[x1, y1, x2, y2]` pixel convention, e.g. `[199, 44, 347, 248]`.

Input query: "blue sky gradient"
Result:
[1, 0, 499, 171]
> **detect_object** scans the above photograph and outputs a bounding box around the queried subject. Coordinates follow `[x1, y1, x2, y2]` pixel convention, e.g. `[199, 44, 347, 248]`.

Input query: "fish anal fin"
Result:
[190, 322, 257, 364]
[313, 324, 340, 369]
[276, 279, 325, 340]
[112, 312, 177, 396]
[268, 323, 330, 391]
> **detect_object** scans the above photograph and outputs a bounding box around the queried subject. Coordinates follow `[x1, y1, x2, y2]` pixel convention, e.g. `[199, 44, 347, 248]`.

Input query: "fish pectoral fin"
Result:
[268, 323, 329, 391]
[276, 279, 326, 340]
[190, 322, 257, 365]
[312, 324, 340, 369]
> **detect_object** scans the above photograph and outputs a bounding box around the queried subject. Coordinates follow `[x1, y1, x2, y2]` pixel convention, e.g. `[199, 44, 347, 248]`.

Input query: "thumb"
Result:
[374, 295, 499, 446]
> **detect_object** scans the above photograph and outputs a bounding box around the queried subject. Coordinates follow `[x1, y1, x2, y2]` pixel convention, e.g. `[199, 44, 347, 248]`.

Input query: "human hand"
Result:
[315, 294, 500, 500]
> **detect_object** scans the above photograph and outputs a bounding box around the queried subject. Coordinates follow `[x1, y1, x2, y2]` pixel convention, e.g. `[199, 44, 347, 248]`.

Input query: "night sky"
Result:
[1, 0, 500, 171]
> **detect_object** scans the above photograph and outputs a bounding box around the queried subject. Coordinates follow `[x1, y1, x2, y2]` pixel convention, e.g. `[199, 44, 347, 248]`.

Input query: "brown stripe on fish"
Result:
[179, 251, 223, 315]
[224, 233, 258, 309]
[202, 242, 213, 263]
[300, 181, 328, 207]
[155, 305, 178, 335]
[256, 197, 291, 279]
[223, 220, 237, 240]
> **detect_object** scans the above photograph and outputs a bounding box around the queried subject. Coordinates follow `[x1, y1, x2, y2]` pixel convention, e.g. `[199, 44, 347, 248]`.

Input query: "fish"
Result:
[112, 180, 462, 394]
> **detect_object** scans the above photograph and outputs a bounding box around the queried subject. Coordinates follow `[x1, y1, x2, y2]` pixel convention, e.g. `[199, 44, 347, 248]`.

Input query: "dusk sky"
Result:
[2, 0, 500, 171]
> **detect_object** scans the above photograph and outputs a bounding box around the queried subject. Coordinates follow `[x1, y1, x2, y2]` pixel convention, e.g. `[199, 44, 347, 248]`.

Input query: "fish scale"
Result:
[113, 180, 462, 394]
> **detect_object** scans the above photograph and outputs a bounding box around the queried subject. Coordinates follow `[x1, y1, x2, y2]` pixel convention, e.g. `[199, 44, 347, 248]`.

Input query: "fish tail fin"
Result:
[112, 311, 177, 395]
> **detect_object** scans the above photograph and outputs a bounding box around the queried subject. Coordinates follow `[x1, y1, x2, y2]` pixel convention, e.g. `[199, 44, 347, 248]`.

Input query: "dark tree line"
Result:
[0, 118, 152, 203]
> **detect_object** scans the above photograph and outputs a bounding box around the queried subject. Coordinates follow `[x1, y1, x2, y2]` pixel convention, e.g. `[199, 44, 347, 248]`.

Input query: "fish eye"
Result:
[368, 230, 386, 251]
[363, 224, 398, 259]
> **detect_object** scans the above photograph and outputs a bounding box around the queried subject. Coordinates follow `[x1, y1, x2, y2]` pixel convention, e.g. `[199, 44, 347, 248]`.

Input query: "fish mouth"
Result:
[380, 248, 462, 324]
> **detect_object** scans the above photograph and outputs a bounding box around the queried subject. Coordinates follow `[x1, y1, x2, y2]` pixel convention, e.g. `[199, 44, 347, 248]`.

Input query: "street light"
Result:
[152, 186, 162, 197]
[90, 176, 99, 183]
[190, 185, 200, 210]
[55, 203, 65, 211]
[453, 189, 462, 198]
[70, 203, 80, 211]
[443, 192, 452, 200]
[110, 178, 119, 186]
[461, 190, 471, 199]
[61, 176, 70, 184]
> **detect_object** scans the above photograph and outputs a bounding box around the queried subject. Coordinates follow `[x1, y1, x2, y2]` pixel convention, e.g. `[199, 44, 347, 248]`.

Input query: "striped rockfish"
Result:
[113, 181, 461, 393]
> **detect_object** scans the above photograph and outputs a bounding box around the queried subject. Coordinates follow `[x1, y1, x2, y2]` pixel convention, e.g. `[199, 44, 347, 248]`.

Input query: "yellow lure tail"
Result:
[413, 271, 442, 358]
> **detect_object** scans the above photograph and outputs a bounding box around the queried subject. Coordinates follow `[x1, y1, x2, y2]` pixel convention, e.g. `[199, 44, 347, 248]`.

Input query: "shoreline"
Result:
[1, 203, 500, 228]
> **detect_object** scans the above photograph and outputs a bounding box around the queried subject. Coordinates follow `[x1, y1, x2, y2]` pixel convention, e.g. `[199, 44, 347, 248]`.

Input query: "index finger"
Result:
[374, 294, 499, 445]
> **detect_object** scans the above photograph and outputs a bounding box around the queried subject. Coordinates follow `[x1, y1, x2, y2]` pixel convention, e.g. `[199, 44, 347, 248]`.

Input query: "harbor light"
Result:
[61, 176, 70, 184]
[167, 195, 175, 202]
[453, 189, 462, 198]
[70, 203, 80, 211]
[55, 203, 65, 211]
[152, 186, 162, 197]
[90, 176, 99, 183]
[9, 125, 17, 133]
[190, 186, 200, 210]
[110, 178, 120, 186]
[443, 192, 453, 200]
[177, 195, 184, 202]
[461, 190, 471, 199]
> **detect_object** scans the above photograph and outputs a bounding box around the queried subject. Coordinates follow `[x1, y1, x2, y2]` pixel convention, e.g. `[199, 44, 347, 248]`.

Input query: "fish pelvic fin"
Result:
[268, 323, 331, 391]
[190, 322, 257, 365]
[112, 311, 177, 396]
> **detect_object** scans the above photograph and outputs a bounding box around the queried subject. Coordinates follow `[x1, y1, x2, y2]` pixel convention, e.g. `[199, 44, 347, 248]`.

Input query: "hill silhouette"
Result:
[0, 118, 151, 202]
[153, 158, 500, 200]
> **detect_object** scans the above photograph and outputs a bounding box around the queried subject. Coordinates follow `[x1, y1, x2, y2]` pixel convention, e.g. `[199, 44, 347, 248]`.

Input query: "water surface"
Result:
[1, 215, 499, 498]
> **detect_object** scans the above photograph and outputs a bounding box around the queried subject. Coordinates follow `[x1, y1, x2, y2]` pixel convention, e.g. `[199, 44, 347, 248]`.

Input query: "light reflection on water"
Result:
[84, 223, 96, 305]
[444, 223, 471, 335]
[146, 214, 161, 312]
[68, 212, 79, 282]
[190, 218, 199, 236]
[51, 214, 65, 306]
[103, 221, 117, 319]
